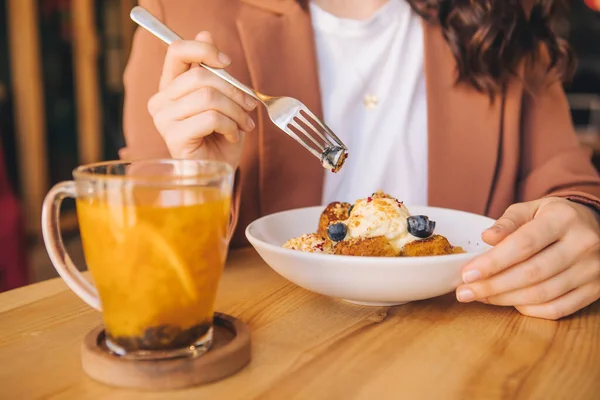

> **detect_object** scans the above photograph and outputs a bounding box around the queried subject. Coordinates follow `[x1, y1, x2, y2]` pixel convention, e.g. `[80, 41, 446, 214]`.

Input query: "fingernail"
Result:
[246, 117, 255, 130]
[486, 225, 501, 233]
[245, 96, 257, 109]
[463, 269, 482, 284]
[218, 52, 231, 65]
[457, 288, 475, 302]
[195, 31, 212, 41]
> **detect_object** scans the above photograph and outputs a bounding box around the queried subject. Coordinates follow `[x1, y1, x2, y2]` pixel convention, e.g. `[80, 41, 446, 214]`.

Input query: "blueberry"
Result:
[327, 222, 348, 242]
[348, 204, 354, 215]
[407, 215, 436, 238]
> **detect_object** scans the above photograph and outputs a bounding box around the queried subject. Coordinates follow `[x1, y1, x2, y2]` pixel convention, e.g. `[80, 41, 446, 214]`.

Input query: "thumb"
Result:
[482, 200, 541, 246]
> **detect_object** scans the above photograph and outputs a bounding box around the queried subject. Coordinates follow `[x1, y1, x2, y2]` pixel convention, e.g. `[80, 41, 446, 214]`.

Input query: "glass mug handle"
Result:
[41, 181, 101, 311]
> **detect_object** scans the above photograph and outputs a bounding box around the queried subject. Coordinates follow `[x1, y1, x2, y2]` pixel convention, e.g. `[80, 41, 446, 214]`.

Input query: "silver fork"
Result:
[130, 6, 348, 172]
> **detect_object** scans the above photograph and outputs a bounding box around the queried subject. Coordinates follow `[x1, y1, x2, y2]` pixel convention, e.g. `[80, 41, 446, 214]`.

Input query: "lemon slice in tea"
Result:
[123, 221, 198, 301]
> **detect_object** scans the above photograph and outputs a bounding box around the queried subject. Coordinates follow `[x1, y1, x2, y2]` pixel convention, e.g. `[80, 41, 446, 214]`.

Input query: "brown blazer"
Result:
[122, 0, 600, 247]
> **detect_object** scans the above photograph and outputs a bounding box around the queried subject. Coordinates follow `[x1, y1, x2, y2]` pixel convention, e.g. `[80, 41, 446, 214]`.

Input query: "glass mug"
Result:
[41, 160, 234, 359]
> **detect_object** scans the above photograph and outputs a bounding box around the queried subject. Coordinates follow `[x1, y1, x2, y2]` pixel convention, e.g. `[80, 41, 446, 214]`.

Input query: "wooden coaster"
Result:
[81, 313, 251, 390]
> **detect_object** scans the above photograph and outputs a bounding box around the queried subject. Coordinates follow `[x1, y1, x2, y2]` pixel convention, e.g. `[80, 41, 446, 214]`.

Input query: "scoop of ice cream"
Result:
[283, 234, 334, 254]
[345, 194, 419, 252]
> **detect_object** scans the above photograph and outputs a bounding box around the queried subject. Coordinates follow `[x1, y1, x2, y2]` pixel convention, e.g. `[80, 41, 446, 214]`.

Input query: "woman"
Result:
[122, 0, 600, 320]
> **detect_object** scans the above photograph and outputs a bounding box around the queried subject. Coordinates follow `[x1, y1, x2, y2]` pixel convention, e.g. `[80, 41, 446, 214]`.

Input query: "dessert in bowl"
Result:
[284, 191, 465, 257]
[245, 192, 494, 306]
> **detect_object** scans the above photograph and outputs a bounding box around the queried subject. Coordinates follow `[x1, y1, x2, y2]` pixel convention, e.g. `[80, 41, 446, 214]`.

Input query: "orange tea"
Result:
[42, 160, 233, 359]
[76, 188, 230, 354]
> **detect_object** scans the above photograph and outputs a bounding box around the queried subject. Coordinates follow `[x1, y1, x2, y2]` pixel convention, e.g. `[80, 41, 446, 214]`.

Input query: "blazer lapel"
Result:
[423, 21, 502, 216]
[237, 0, 324, 216]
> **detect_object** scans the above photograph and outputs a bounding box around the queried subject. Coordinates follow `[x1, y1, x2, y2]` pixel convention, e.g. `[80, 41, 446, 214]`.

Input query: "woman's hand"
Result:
[456, 197, 600, 320]
[148, 31, 258, 167]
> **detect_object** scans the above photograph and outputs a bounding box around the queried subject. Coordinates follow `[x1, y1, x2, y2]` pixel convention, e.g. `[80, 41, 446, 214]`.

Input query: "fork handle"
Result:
[130, 6, 263, 102]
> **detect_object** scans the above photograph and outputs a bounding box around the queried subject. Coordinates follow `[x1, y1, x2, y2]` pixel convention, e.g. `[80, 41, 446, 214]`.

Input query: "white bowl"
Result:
[245, 206, 495, 306]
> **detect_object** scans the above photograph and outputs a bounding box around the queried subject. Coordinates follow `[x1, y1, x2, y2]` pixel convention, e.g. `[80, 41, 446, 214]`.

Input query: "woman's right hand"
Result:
[148, 31, 257, 167]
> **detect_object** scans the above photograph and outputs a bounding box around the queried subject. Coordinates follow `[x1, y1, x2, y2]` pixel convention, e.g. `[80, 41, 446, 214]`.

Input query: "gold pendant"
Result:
[363, 94, 378, 110]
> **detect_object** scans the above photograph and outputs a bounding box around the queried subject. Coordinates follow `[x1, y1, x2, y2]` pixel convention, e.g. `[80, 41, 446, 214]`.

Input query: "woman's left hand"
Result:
[456, 197, 600, 320]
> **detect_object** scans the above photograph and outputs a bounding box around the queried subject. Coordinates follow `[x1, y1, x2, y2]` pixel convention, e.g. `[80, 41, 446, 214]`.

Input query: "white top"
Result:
[310, 0, 429, 206]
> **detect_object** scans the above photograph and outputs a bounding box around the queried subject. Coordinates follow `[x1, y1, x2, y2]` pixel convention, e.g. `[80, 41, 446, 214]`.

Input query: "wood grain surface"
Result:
[1, 248, 599, 399]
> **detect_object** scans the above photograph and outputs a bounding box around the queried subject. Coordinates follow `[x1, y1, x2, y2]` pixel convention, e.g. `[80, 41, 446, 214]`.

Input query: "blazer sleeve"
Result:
[121, 0, 243, 241]
[518, 69, 600, 211]
[121, 0, 170, 160]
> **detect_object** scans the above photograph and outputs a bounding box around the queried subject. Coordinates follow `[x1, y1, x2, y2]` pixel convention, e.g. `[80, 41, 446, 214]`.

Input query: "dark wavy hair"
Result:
[301, 0, 574, 96]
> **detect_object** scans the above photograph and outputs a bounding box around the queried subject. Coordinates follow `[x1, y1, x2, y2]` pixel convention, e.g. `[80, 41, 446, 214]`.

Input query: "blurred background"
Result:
[0, 0, 599, 292]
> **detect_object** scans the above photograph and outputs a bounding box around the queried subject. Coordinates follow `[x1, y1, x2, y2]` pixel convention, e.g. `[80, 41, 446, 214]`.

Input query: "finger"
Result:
[177, 110, 241, 144]
[486, 255, 600, 306]
[461, 213, 564, 284]
[458, 239, 579, 302]
[481, 201, 540, 246]
[156, 109, 240, 147]
[514, 279, 600, 320]
[160, 37, 231, 89]
[195, 31, 214, 43]
[154, 67, 257, 112]
[166, 87, 255, 132]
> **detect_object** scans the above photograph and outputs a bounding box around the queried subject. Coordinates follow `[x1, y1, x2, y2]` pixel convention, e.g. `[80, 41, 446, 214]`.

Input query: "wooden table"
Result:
[1, 249, 600, 399]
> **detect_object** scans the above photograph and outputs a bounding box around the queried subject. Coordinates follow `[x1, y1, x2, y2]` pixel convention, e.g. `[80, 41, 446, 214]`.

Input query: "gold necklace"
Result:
[363, 94, 379, 110]
[330, 6, 401, 110]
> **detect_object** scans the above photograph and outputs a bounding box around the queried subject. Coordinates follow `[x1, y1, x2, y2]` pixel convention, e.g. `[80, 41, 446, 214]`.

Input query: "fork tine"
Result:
[296, 114, 333, 147]
[288, 119, 325, 152]
[299, 108, 347, 149]
[283, 126, 323, 159]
